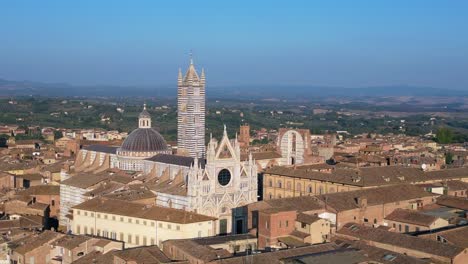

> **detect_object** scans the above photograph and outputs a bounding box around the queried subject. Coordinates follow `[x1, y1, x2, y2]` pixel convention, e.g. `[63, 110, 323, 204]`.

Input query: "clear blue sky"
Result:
[1, 0, 467, 89]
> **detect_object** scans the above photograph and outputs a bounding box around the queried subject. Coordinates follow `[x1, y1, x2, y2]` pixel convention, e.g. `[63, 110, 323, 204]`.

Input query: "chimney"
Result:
[355, 196, 367, 208]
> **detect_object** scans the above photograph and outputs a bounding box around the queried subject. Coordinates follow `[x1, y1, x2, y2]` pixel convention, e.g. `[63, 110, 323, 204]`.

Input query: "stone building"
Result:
[177, 57, 206, 158]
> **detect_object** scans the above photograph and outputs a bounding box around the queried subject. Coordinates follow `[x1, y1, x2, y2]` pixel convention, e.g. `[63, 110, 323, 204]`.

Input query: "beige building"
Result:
[384, 208, 450, 233]
[295, 213, 331, 244]
[72, 197, 216, 248]
[263, 166, 468, 200]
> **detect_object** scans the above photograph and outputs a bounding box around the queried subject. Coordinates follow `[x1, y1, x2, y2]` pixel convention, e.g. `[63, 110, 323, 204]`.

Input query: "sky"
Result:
[1, 0, 467, 89]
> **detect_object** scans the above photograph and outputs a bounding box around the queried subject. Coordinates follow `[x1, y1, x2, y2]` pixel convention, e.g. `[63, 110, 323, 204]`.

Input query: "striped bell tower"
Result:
[177, 55, 206, 158]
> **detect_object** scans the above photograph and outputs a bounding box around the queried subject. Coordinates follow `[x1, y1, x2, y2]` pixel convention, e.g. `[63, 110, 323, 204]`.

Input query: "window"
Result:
[277, 180, 282, 188]
[143, 236, 148, 245]
[120, 233, 124, 241]
[198, 231, 202, 237]
[399, 224, 402, 232]
[136, 219, 139, 224]
[127, 234, 132, 244]
[393, 223, 396, 228]
[143, 221, 147, 226]
[77, 210, 80, 215]
[104, 214, 108, 219]
[269, 180, 273, 187]
[301, 222, 307, 228]
[296, 183, 301, 191]
[112, 216, 116, 221]
[91, 213, 94, 217]
[151, 222, 155, 227]
[218, 169, 231, 186]
[279, 221, 282, 228]
[286, 220, 289, 227]
[84, 226, 88, 234]
[76, 225, 81, 234]
[158, 223, 163, 228]
[364, 218, 369, 223]
[286, 182, 292, 190]
[128, 218, 132, 223]
[308, 185, 313, 193]
[51, 200, 55, 206]
[415, 227, 420, 232]
[97, 214, 101, 218]
[84, 212, 88, 216]
[167, 224, 172, 229]
[373, 219, 377, 224]
[405, 225, 409, 233]
[135, 235, 140, 245]
[177, 225, 180, 231]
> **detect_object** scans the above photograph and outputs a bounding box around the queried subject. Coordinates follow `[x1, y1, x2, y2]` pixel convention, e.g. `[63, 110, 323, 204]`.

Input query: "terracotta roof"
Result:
[265, 166, 468, 188]
[248, 196, 323, 214]
[73, 197, 216, 224]
[19, 185, 60, 196]
[53, 235, 92, 250]
[436, 195, 468, 210]
[445, 180, 468, 191]
[208, 244, 339, 264]
[420, 226, 468, 248]
[296, 213, 321, 224]
[70, 250, 115, 264]
[337, 223, 464, 258]
[384, 209, 438, 227]
[317, 184, 435, 212]
[113, 246, 172, 263]
[163, 239, 231, 262]
[9, 230, 63, 255]
[241, 151, 282, 161]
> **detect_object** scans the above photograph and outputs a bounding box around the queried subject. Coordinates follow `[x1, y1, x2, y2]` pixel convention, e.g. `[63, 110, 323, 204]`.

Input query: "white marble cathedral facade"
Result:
[70, 58, 258, 235]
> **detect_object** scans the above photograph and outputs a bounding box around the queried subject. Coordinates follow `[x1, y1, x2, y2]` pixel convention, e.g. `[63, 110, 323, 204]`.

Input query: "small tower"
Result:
[139, 104, 152, 128]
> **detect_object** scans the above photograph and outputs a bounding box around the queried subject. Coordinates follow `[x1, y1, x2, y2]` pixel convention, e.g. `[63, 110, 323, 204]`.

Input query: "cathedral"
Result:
[72, 58, 258, 234]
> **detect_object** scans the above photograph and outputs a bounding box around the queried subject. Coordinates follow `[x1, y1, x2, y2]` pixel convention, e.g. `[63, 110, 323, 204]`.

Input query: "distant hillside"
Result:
[0, 78, 467, 99]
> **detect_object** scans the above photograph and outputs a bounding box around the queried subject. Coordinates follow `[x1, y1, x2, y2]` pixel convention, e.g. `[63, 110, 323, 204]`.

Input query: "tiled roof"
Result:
[265, 166, 468, 187]
[296, 213, 321, 224]
[73, 197, 216, 224]
[317, 184, 435, 212]
[337, 223, 464, 258]
[19, 185, 60, 196]
[436, 195, 468, 210]
[113, 246, 172, 263]
[384, 209, 438, 227]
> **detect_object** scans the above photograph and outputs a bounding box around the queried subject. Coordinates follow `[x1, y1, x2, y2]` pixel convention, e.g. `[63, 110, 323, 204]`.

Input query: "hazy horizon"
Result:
[1, 1, 468, 90]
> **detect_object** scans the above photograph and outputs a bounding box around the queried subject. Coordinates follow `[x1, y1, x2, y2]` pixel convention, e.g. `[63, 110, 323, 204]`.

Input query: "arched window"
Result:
[319, 186, 324, 195]
[277, 180, 282, 188]
[308, 185, 313, 193]
[286, 182, 292, 190]
[292, 133, 297, 152]
[269, 180, 273, 187]
[296, 183, 302, 192]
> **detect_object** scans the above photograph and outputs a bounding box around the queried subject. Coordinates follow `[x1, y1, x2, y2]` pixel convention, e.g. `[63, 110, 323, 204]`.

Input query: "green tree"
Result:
[436, 127, 453, 144]
[445, 152, 453, 165]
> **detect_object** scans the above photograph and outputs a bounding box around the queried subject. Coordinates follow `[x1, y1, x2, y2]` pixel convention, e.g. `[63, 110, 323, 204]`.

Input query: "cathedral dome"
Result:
[120, 128, 168, 153]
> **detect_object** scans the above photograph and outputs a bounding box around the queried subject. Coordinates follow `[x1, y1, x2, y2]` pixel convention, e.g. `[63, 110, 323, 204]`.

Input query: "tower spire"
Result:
[189, 50, 193, 65]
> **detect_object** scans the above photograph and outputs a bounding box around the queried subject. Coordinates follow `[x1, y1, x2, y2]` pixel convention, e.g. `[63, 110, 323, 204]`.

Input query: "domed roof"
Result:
[120, 128, 168, 153]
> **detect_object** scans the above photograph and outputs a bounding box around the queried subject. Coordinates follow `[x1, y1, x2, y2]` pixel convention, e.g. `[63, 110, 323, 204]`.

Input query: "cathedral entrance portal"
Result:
[235, 219, 243, 234]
